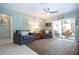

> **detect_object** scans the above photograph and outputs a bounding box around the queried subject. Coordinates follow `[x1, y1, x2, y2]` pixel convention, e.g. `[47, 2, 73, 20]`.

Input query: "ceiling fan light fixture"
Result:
[43, 8, 58, 13]
[47, 13, 50, 15]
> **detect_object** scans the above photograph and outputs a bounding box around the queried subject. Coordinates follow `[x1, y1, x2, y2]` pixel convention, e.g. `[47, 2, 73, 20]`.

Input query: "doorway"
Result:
[0, 14, 12, 40]
[53, 18, 76, 41]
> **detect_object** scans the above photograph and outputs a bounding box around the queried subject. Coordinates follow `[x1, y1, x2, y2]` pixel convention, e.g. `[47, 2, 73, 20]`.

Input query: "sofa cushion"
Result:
[21, 31, 29, 36]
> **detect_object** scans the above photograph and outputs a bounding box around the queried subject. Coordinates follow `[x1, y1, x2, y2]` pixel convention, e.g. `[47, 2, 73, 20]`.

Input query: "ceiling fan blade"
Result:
[44, 8, 49, 13]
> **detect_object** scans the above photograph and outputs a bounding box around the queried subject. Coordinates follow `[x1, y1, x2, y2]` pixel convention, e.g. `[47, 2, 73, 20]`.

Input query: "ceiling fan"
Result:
[43, 8, 58, 14]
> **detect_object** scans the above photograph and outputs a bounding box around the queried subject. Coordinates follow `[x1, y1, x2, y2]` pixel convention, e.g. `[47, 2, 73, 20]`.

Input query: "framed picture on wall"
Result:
[46, 22, 51, 27]
[0, 18, 3, 24]
[23, 18, 29, 30]
[0, 18, 8, 25]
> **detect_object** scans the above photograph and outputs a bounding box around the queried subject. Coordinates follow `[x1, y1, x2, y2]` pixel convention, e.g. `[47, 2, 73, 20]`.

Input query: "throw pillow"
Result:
[21, 31, 29, 36]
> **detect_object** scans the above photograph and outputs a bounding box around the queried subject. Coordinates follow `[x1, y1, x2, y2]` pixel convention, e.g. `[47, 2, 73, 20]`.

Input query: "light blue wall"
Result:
[0, 8, 28, 32]
[61, 11, 79, 19]
[0, 8, 45, 33]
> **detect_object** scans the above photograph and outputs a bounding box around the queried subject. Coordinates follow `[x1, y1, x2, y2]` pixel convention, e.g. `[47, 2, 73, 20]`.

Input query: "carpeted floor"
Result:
[0, 39, 38, 55]
[26, 38, 77, 55]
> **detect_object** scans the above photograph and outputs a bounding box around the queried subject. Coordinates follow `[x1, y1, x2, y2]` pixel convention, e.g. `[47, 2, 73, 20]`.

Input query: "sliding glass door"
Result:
[53, 18, 75, 40]
[62, 18, 75, 40]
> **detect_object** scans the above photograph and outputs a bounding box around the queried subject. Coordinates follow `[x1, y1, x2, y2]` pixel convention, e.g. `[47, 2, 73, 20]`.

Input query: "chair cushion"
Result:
[45, 29, 49, 34]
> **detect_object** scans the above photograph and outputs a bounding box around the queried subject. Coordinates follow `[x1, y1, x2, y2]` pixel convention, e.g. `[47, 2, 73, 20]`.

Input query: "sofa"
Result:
[13, 30, 35, 45]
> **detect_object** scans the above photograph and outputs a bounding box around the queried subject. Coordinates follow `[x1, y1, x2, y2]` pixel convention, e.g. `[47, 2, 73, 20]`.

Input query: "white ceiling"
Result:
[0, 3, 79, 18]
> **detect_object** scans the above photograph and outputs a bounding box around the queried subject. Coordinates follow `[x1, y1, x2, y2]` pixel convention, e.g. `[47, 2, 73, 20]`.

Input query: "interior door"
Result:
[0, 14, 11, 39]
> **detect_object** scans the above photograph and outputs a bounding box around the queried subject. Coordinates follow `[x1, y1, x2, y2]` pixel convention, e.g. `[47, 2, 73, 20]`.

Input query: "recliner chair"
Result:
[41, 30, 52, 39]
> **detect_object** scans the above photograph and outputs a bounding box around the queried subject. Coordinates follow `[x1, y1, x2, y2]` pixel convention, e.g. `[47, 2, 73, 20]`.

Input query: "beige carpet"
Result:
[0, 39, 38, 55]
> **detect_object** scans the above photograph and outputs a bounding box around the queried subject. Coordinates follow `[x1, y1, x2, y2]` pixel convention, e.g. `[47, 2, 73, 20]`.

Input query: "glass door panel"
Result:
[62, 18, 75, 40]
[53, 18, 75, 40]
[53, 20, 62, 38]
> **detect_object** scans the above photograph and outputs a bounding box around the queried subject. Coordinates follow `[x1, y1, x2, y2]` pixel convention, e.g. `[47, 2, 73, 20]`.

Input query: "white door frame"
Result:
[11, 16, 13, 40]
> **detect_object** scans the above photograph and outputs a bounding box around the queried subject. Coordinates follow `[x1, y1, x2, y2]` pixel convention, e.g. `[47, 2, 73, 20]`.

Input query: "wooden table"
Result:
[34, 32, 43, 40]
